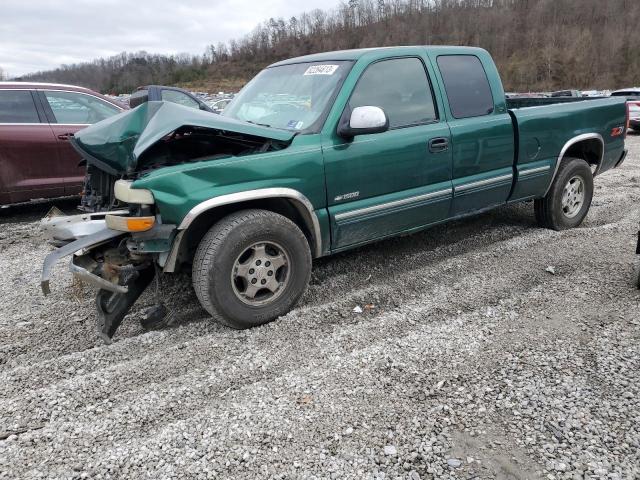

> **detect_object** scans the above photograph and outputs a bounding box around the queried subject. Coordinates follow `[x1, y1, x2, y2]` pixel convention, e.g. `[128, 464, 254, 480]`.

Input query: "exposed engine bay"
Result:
[80, 126, 290, 212]
[136, 126, 289, 172]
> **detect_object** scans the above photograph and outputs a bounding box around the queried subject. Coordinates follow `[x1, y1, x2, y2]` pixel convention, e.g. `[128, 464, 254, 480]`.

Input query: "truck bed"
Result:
[506, 97, 627, 202]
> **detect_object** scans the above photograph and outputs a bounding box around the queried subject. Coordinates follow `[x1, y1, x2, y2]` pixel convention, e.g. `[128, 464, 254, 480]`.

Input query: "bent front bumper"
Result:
[41, 215, 126, 294]
[41, 207, 127, 244]
[70, 255, 128, 294]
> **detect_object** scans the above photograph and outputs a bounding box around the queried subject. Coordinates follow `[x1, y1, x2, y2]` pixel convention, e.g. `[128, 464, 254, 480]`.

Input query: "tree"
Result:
[18, 0, 640, 93]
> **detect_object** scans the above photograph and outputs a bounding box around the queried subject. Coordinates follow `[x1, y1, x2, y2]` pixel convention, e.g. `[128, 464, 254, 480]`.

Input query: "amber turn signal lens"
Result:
[105, 214, 155, 232]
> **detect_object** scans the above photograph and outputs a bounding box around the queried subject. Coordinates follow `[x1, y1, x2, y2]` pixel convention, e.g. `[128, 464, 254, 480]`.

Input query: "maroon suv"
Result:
[0, 82, 126, 206]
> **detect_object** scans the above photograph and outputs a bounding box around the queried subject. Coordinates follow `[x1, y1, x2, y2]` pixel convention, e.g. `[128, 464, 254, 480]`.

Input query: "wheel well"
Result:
[563, 138, 603, 170]
[177, 198, 317, 269]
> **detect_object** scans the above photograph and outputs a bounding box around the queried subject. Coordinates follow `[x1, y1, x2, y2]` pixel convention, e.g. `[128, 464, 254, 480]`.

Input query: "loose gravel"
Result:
[1, 135, 639, 479]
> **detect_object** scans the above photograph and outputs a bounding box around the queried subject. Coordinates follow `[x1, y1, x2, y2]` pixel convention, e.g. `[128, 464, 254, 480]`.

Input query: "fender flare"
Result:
[544, 133, 604, 196]
[163, 188, 323, 272]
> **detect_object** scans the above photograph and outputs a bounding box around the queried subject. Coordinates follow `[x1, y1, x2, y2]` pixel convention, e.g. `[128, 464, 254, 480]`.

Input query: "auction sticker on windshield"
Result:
[286, 120, 304, 130]
[304, 65, 339, 75]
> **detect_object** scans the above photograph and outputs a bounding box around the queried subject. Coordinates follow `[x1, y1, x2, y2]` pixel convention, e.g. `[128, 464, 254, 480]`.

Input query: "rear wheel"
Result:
[192, 209, 312, 329]
[535, 157, 594, 230]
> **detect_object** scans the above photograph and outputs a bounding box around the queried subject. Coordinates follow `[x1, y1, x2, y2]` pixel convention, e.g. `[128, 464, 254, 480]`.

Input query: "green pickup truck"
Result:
[41, 46, 629, 342]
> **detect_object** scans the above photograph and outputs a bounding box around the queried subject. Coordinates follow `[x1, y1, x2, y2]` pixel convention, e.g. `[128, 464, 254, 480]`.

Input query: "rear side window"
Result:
[43, 91, 120, 124]
[437, 55, 494, 119]
[348, 57, 437, 128]
[161, 89, 200, 109]
[0, 90, 40, 123]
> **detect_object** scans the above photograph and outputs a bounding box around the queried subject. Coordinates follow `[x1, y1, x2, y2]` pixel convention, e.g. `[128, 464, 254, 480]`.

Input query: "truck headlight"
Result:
[114, 180, 154, 205]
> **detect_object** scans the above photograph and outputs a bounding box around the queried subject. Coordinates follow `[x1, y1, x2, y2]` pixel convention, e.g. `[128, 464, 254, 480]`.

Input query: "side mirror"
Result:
[337, 106, 389, 138]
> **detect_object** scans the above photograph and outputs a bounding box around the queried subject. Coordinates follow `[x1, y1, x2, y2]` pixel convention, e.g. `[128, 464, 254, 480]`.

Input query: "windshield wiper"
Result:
[246, 120, 272, 128]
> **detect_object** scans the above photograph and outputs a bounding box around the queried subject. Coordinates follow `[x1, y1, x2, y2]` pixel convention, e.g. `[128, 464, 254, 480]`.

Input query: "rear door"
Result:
[38, 90, 121, 194]
[0, 89, 65, 203]
[323, 55, 452, 249]
[432, 54, 514, 215]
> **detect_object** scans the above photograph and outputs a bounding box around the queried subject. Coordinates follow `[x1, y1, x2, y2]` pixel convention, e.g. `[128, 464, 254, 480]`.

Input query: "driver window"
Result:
[348, 57, 437, 128]
[43, 91, 120, 124]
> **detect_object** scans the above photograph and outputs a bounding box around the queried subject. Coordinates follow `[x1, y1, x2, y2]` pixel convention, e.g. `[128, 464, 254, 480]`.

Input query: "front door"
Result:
[0, 89, 65, 203]
[323, 56, 453, 249]
[38, 90, 122, 194]
[434, 54, 514, 215]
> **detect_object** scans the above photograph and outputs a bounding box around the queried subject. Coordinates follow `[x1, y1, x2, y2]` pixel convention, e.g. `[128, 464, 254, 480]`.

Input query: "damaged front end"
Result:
[40, 100, 295, 343]
[41, 207, 174, 343]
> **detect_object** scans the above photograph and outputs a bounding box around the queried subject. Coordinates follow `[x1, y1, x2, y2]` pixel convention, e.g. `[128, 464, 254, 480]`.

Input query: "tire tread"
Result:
[534, 157, 593, 231]
[192, 209, 310, 328]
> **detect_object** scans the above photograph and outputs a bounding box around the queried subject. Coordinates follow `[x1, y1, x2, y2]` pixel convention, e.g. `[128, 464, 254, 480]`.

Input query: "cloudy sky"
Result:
[0, 0, 341, 77]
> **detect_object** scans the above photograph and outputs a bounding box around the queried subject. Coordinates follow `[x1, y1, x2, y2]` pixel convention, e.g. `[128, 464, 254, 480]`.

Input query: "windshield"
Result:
[223, 61, 352, 132]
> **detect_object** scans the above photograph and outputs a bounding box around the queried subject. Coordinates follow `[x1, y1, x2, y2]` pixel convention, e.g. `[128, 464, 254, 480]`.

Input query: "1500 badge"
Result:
[334, 191, 360, 202]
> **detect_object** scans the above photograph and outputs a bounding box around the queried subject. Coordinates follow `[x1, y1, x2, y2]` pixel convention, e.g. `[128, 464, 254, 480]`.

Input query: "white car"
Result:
[209, 98, 233, 114]
[581, 90, 608, 97]
[611, 88, 640, 132]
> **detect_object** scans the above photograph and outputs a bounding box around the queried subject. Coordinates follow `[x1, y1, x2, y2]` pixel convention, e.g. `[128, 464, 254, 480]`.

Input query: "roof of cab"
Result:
[269, 46, 486, 67]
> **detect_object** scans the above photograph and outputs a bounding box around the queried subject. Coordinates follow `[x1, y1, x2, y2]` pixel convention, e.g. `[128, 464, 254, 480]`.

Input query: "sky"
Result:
[0, 0, 341, 78]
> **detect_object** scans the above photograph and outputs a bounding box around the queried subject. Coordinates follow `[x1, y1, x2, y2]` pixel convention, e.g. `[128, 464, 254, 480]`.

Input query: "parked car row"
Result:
[129, 85, 214, 112]
[105, 89, 235, 113]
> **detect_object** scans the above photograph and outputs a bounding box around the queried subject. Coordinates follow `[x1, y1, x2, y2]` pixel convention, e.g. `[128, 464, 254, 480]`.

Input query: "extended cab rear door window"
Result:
[348, 57, 437, 128]
[436, 55, 494, 119]
[0, 90, 40, 123]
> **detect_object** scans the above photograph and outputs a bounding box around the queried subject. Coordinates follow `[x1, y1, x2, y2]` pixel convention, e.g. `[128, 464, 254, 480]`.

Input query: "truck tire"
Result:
[534, 157, 593, 231]
[192, 209, 312, 329]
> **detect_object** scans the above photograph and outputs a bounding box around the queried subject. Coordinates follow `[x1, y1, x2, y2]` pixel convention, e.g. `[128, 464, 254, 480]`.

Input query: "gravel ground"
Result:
[1, 134, 639, 480]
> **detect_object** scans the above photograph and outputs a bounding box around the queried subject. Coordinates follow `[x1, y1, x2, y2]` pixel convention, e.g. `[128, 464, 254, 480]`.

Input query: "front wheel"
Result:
[535, 157, 594, 231]
[192, 209, 312, 329]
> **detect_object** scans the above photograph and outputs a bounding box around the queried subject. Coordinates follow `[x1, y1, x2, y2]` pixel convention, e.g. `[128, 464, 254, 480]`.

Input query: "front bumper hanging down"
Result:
[40, 211, 161, 343]
[41, 227, 126, 295]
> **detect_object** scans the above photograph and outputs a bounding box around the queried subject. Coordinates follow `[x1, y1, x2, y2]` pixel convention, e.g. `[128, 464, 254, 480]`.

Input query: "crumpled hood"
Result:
[72, 101, 296, 174]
